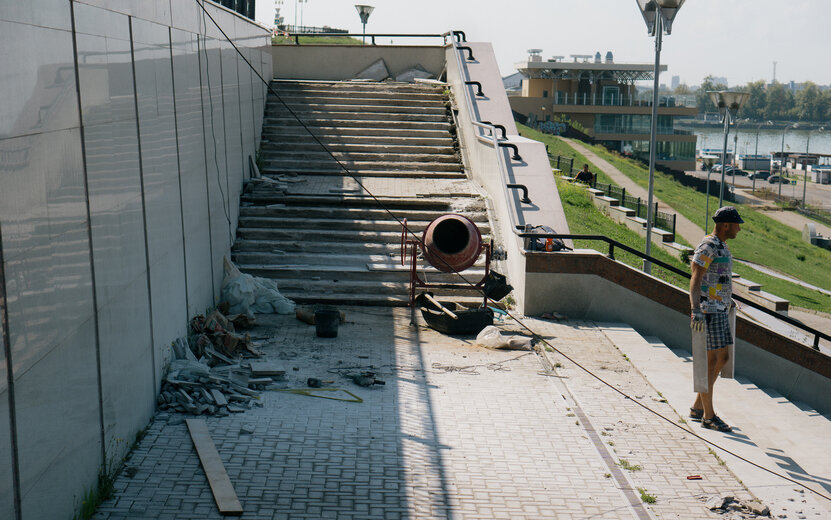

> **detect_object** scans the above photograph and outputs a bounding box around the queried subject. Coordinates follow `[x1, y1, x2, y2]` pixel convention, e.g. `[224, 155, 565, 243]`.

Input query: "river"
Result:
[688, 126, 831, 159]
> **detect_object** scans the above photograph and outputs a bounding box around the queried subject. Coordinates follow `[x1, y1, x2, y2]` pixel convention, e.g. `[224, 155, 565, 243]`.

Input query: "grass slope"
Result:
[517, 124, 615, 185]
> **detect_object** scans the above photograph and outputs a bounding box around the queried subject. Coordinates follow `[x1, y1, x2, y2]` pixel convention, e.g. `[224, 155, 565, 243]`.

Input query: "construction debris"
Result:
[395, 64, 433, 82]
[355, 58, 390, 81]
[220, 257, 295, 317]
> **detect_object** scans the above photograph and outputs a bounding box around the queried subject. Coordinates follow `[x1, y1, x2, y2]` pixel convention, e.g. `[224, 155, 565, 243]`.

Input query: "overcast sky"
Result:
[255, 0, 831, 87]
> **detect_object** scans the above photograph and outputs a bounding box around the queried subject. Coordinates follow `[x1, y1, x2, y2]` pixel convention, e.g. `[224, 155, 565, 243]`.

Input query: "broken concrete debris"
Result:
[355, 58, 390, 81]
[703, 495, 771, 517]
[221, 256, 295, 317]
[394, 64, 433, 82]
[159, 308, 281, 417]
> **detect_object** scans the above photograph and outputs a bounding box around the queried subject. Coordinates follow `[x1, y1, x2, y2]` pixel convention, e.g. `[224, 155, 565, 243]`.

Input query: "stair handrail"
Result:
[520, 232, 831, 352]
[449, 38, 533, 243]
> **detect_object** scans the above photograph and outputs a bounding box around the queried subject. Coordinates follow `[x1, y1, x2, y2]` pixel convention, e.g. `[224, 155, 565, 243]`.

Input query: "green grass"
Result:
[517, 123, 615, 185]
[618, 458, 642, 471]
[557, 179, 692, 290]
[638, 487, 657, 504]
[551, 140, 831, 311]
[272, 35, 363, 45]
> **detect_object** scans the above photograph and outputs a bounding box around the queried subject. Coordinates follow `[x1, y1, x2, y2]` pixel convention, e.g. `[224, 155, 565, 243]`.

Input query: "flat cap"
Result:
[712, 206, 744, 223]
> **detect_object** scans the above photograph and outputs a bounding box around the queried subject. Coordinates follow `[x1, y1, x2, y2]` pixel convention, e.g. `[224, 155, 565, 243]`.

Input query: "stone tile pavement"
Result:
[92, 308, 770, 519]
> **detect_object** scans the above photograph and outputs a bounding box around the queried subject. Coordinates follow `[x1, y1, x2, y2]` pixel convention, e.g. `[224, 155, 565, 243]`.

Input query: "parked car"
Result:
[748, 171, 770, 180]
[729, 169, 748, 176]
[768, 175, 793, 185]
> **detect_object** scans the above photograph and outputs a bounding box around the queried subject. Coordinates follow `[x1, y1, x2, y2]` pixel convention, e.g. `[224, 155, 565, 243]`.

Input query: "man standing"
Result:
[689, 206, 743, 432]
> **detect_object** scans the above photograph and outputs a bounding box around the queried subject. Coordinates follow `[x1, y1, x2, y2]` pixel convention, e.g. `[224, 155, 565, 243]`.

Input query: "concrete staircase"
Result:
[234, 80, 493, 306]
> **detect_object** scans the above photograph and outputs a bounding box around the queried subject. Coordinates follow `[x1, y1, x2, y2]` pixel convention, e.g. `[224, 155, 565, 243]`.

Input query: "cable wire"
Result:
[194, 1, 831, 503]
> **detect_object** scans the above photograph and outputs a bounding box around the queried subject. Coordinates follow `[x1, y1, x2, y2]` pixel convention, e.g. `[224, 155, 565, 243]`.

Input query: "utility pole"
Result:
[772, 61, 777, 83]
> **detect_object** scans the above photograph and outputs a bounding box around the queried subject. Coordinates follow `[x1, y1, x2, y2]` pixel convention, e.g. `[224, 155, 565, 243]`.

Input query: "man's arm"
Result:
[689, 262, 706, 311]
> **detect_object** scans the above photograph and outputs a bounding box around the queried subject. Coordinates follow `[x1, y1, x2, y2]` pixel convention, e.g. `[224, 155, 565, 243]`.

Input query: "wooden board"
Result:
[248, 361, 286, 377]
[186, 419, 243, 516]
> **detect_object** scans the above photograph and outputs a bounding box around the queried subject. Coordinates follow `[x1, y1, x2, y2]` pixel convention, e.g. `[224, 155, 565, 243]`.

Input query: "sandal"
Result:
[702, 415, 732, 432]
[689, 408, 704, 421]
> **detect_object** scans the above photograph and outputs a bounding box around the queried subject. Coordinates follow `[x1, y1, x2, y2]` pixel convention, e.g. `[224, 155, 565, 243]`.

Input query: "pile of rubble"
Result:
[703, 495, 770, 518]
[157, 309, 284, 417]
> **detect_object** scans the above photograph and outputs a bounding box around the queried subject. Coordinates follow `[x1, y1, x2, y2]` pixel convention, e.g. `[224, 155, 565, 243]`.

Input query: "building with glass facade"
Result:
[508, 52, 697, 171]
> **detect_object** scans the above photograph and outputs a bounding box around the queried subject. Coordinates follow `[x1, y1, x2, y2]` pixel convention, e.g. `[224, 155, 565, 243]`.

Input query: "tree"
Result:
[696, 75, 728, 114]
[764, 82, 794, 121]
[795, 82, 822, 121]
[673, 83, 691, 95]
[738, 80, 766, 120]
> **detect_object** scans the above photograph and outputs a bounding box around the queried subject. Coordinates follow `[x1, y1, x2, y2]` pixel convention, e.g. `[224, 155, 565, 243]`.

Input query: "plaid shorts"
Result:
[705, 311, 732, 350]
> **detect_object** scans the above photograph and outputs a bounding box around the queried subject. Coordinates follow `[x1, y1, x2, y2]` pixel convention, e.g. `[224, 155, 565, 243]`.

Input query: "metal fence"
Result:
[553, 155, 575, 175]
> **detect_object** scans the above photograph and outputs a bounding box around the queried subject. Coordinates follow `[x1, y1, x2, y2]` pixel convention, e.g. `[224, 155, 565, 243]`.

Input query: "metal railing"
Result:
[281, 31, 461, 46]
[550, 93, 696, 108]
[518, 233, 830, 351]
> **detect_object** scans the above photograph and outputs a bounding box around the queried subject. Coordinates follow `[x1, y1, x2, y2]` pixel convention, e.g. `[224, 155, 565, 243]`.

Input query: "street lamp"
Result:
[708, 91, 749, 211]
[803, 126, 824, 208]
[779, 122, 797, 200]
[752, 120, 773, 192]
[355, 5, 374, 44]
[635, 0, 685, 274]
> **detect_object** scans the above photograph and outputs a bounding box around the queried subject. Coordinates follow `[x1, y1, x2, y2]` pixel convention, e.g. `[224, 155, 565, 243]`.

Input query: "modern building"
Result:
[509, 51, 698, 171]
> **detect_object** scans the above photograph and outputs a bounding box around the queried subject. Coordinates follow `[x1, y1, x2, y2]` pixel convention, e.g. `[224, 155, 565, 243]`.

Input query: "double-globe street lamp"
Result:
[635, 0, 684, 274]
[707, 91, 749, 221]
[752, 120, 773, 192]
[779, 123, 798, 200]
[803, 127, 825, 208]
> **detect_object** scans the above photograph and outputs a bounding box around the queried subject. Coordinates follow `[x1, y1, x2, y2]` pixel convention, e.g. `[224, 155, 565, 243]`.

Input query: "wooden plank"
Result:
[248, 361, 286, 377]
[186, 419, 243, 516]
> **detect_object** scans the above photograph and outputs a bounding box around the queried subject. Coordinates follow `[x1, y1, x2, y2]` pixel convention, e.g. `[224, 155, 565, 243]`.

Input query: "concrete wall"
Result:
[271, 45, 445, 81]
[0, 1, 271, 518]
[524, 250, 831, 415]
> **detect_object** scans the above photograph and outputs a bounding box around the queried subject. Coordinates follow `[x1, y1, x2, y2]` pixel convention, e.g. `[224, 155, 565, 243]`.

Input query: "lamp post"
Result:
[803, 127, 824, 208]
[752, 120, 773, 192]
[355, 5, 374, 44]
[635, 0, 685, 274]
[708, 91, 749, 211]
[779, 123, 797, 200]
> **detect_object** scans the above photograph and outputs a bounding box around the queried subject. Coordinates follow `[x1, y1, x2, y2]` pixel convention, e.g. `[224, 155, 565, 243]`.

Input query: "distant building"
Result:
[671, 75, 680, 90]
[510, 51, 697, 171]
[502, 72, 526, 95]
[711, 76, 728, 86]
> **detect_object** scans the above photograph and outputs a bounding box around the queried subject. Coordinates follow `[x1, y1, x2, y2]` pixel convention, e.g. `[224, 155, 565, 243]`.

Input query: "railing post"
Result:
[672, 213, 676, 238]
[608, 243, 615, 260]
[621, 187, 626, 202]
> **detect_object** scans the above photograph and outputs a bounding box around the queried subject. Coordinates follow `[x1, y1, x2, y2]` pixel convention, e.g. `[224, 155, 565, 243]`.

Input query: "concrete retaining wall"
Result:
[271, 44, 445, 81]
[523, 250, 831, 415]
[0, 2, 271, 518]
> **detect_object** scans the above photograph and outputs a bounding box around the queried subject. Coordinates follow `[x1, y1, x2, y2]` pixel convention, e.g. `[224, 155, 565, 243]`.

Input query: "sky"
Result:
[254, 0, 831, 88]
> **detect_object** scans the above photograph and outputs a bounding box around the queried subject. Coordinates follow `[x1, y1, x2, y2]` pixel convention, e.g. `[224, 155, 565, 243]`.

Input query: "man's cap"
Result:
[712, 206, 744, 223]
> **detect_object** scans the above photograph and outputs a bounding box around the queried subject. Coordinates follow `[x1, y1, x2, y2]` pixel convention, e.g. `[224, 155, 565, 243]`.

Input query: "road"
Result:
[686, 168, 831, 209]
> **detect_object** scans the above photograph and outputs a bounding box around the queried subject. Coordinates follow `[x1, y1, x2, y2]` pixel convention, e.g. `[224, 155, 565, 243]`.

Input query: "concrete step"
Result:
[267, 94, 446, 108]
[262, 126, 451, 139]
[261, 133, 454, 147]
[233, 249, 487, 268]
[240, 194, 468, 210]
[237, 215, 491, 234]
[238, 205, 488, 222]
[262, 159, 463, 173]
[236, 262, 487, 284]
[234, 238, 403, 255]
[261, 150, 460, 164]
[270, 81, 445, 96]
[265, 103, 449, 119]
[236, 225, 491, 244]
[260, 168, 466, 179]
[264, 117, 452, 131]
[261, 141, 455, 155]
[244, 277, 486, 306]
[264, 110, 449, 123]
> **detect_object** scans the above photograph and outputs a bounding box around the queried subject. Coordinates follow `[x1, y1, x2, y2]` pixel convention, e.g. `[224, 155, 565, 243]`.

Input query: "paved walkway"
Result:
[560, 138, 705, 245]
[91, 309, 831, 519]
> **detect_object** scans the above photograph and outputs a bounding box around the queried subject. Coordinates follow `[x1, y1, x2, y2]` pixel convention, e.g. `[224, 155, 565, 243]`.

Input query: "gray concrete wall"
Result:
[271, 44, 445, 81]
[524, 251, 831, 415]
[0, 2, 271, 518]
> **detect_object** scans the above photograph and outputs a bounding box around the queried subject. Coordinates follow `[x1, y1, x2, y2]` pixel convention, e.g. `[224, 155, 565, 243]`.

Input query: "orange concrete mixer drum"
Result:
[421, 214, 483, 273]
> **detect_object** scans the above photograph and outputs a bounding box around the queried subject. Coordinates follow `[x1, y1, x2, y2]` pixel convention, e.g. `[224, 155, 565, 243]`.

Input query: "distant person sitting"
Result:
[574, 164, 595, 185]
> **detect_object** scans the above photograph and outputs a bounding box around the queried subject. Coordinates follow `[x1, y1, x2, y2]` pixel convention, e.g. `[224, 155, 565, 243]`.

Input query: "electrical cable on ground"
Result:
[194, 1, 831, 503]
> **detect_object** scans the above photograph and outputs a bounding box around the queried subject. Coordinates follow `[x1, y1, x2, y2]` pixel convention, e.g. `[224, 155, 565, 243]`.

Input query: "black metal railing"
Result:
[592, 182, 675, 237]
[517, 232, 830, 351]
[281, 31, 465, 46]
[553, 155, 575, 175]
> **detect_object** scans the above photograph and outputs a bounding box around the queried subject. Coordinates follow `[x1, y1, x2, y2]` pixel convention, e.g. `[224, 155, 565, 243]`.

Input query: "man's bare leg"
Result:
[692, 347, 730, 418]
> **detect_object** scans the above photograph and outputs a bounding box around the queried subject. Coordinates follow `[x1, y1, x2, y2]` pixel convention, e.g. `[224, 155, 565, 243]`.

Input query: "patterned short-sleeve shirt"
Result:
[692, 235, 732, 313]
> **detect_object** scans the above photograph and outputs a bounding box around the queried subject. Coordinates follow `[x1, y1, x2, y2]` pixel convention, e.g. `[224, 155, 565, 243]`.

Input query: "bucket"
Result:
[315, 309, 340, 338]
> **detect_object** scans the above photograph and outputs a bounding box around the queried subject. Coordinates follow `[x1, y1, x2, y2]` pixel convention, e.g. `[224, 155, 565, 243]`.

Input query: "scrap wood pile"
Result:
[157, 307, 284, 417]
